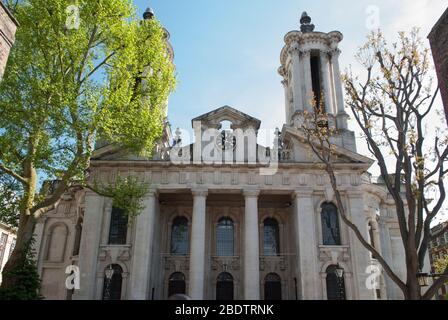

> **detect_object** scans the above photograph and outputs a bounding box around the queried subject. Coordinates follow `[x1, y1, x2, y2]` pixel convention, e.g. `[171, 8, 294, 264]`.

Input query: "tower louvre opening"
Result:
[310, 54, 322, 111]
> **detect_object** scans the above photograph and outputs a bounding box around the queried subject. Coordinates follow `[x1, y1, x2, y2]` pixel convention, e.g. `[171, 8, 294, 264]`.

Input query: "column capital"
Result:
[293, 189, 314, 198]
[192, 188, 208, 197]
[319, 51, 331, 61]
[243, 189, 260, 198]
[288, 41, 301, 54]
[146, 188, 158, 198]
[330, 48, 342, 58]
[300, 49, 311, 57]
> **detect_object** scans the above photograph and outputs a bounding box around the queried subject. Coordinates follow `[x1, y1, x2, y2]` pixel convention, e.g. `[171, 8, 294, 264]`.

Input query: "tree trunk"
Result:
[405, 279, 421, 300]
[0, 209, 37, 290]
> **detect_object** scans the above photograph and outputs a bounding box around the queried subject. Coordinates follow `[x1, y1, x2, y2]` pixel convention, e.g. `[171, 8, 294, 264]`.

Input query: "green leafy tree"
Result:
[0, 173, 21, 228]
[0, 0, 176, 292]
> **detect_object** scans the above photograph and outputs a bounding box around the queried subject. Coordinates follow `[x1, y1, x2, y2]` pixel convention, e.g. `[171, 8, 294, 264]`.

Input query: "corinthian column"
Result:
[291, 45, 304, 113]
[243, 189, 260, 300]
[281, 79, 292, 124]
[331, 49, 348, 129]
[129, 189, 157, 299]
[347, 192, 375, 300]
[320, 52, 335, 115]
[188, 189, 208, 299]
[293, 190, 320, 299]
[301, 50, 313, 112]
[73, 191, 104, 300]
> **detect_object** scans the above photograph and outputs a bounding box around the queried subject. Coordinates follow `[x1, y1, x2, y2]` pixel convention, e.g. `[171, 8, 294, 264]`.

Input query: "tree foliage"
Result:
[93, 175, 149, 223]
[0, 0, 176, 292]
[434, 255, 448, 275]
[302, 29, 448, 299]
[0, 174, 21, 228]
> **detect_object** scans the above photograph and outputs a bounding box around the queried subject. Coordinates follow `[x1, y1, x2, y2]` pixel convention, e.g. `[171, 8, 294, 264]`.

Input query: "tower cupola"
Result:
[278, 12, 355, 151]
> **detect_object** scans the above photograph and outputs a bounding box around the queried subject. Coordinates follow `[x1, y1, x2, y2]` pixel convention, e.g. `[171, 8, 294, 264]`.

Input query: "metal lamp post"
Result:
[335, 264, 345, 300]
[103, 265, 115, 300]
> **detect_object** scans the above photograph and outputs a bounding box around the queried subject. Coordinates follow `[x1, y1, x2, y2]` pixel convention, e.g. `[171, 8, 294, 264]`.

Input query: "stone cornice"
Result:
[89, 160, 372, 171]
[280, 30, 343, 68]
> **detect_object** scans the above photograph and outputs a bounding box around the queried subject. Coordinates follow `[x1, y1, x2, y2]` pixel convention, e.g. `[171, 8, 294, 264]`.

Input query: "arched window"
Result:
[264, 273, 282, 300]
[216, 217, 234, 256]
[108, 207, 128, 245]
[321, 203, 341, 246]
[102, 264, 123, 300]
[326, 265, 346, 300]
[170, 217, 189, 255]
[46, 223, 68, 262]
[263, 218, 280, 256]
[216, 272, 234, 300]
[168, 272, 186, 298]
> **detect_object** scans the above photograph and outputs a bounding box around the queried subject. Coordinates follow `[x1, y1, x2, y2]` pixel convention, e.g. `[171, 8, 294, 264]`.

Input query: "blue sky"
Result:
[133, 1, 448, 224]
[133, 0, 446, 143]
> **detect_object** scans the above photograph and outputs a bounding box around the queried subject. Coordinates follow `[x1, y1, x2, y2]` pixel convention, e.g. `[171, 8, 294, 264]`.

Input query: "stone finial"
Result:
[143, 7, 155, 20]
[300, 11, 315, 33]
[174, 127, 182, 145]
[274, 127, 281, 149]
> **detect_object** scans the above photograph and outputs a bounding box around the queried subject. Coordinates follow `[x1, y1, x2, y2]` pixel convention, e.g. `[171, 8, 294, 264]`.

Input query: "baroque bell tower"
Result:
[278, 12, 355, 151]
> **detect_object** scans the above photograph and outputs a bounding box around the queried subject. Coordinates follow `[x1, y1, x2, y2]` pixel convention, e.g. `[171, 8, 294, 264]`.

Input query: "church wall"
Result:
[36, 190, 84, 300]
[35, 162, 409, 300]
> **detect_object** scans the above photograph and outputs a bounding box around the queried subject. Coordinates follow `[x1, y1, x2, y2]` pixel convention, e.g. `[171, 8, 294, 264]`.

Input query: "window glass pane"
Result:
[102, 264, 123, 300]
[0, 233, 8, 267]
[168, 272, 186, 297]
[263, 218, 279, 256]
[216, 218, 234, 256]
[321, 203, 341, 246]
[216, 272, 234, 300]
[326, 265, 346, 300]
[264, 273, 282, 300]
[8, 238, 16, 259]
[171, 217, 189, 255]
[108, 207, 128, 245]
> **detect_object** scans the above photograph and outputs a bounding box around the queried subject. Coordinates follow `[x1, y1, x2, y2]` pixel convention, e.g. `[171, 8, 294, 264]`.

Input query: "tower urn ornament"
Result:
[300, 12, 315, 33]
[143, 7, 155, 20]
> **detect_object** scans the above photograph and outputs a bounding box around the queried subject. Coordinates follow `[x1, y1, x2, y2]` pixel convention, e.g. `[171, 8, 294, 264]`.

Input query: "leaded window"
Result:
[264, 273, 282, 300]
[8, 238, 15, 259]
[0, 233, 8, 267]
[321, 203, 341, 246]
[108, 207, 128, 245]
[263, 218, 280, 256]
[216, 272, 234, 300]
[216, 218, 234, 256]
[102, 264, 123, 300]
[326, 265, 346, 300]
[170, 217, 189, 255]
[168, 272, 186, 298]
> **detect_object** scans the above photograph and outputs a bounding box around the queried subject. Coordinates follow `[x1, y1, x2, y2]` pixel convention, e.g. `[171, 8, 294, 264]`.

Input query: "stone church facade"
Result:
[34, 12, 409, 300]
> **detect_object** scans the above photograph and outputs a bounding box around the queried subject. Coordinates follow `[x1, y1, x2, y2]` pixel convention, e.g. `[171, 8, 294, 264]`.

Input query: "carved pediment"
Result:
[283, 126, 375, 167]
[191, 105, 261, 131]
